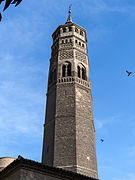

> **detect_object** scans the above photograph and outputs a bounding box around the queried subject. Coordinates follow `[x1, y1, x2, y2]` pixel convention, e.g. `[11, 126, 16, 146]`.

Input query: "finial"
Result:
[66, 5, 72, 23]
[69, 4, 72, 14]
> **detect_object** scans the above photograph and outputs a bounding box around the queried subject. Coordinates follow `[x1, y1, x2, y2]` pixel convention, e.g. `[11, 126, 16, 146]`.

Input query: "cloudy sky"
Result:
[0, 0, 135, 180]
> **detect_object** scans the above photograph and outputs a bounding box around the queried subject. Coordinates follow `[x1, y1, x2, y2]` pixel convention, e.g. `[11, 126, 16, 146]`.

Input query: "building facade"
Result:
[42, 10, 98, 179]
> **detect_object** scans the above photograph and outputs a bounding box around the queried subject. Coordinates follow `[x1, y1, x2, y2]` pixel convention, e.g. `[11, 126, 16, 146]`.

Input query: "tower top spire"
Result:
[66, 5, 72, 23]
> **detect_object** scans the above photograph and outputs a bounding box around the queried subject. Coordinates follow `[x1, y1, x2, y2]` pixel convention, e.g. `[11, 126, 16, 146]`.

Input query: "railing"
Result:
[57, 77, 90, 88]
[58, 77, 74, 83]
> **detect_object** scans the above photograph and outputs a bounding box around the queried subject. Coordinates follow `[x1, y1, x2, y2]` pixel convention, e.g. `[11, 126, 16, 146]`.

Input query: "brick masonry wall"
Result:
[42, 85, 56, 165]
[75, 85, 98, 179]
[54, 83, 76, 168]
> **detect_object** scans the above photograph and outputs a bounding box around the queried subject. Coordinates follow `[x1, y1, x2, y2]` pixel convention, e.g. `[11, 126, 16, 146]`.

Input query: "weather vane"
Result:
[68, 4, 72, 14]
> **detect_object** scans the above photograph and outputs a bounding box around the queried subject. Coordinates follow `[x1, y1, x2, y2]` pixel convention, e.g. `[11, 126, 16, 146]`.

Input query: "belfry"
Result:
[42, 9, 98, 179]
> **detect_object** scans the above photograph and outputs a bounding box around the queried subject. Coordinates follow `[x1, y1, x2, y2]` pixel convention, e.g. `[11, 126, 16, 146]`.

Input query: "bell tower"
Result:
[42, 9, 98, 179]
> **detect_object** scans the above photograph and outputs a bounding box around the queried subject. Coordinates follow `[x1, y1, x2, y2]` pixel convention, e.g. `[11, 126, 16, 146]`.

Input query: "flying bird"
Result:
[101, 139, 104, 143]
[126, 70, 132, 76]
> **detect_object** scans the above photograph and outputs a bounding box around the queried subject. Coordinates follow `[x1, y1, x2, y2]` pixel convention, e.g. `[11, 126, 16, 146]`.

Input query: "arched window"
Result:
[77, 64, 86, 80]
[80, 31, 83, 36]
[69, 27, 72, 32]
[62, 62, 72, 77]
[62, 65, 66, 77]
[79, 42, 81, 46]
[63, 28, 66, 33]
[67, 63, 71, 76]
[75, 28, 78, 33]
[75, 40, 77, 44]
[70, 39, 72, 43]
[62, 40, 64, 44]
[82, 67, 86, 80]
[65, 39, 68, 43]
[78, 66, 80, 78]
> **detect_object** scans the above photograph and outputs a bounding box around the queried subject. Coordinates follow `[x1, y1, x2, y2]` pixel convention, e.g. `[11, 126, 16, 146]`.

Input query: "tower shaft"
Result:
[42, 14, 98, 179]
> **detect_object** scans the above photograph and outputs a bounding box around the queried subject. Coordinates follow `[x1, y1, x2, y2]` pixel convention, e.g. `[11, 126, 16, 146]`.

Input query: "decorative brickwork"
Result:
[75, 50, 87, 64]
[60, 50, 73, 60]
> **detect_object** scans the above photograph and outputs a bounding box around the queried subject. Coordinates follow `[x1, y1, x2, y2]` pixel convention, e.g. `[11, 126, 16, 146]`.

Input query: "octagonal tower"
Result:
[42, 9, 98, 179]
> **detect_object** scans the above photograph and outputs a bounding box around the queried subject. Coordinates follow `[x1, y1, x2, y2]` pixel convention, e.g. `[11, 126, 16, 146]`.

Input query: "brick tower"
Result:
[42, 9, 98, 179]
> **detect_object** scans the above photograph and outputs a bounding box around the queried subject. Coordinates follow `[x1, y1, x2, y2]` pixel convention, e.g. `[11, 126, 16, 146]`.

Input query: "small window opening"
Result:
[80, 31, 83, 36]
[79, 42, 81, 46]
[78, 66, 80, 78]
[75, 40, 77, 44]
[67, 63, 71, 76]
[62, 40, 64, 44]
[69, 27, 72, 32]
[75, 28, 78, 33]
[62, 65, 66, 77]
[82, 68, 86, 80]
[65, 39, 68, 43]
[63, 28, 66, 33]
[82, 44, 84, 47]
[70, 39, 72, 43]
